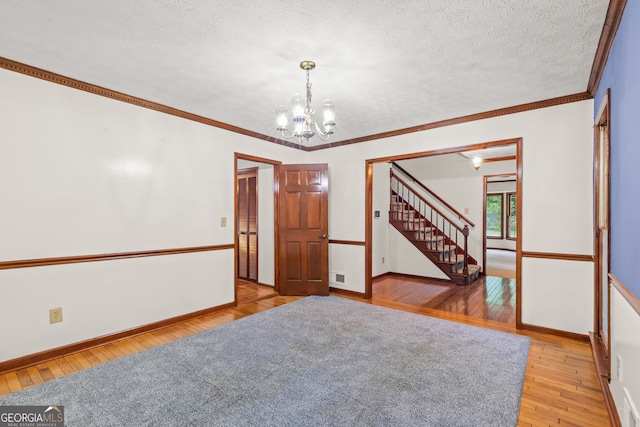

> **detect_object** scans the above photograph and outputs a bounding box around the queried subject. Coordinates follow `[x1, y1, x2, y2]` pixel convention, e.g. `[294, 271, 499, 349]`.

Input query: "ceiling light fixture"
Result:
[276, 61, 335, 143]
[472, 155, 482, 171]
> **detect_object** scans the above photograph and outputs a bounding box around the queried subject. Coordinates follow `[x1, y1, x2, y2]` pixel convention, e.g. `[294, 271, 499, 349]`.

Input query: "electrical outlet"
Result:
[220, 217, 227, 227]
[49, 307, 63, 324]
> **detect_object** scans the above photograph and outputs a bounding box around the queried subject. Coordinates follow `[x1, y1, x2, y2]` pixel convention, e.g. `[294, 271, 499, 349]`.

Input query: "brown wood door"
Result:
[278, 164, 329, 296]
[237, 168, 258, 282]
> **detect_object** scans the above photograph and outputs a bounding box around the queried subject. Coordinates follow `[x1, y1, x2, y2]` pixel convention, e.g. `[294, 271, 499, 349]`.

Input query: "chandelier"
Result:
[275, 61, 336, 143]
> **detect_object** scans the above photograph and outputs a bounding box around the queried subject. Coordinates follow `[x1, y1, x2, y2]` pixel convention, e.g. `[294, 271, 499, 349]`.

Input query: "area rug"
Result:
[0, 296, 530, 426]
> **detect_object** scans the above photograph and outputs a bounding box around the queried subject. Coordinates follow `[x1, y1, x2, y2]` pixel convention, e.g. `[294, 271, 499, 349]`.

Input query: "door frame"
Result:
[482, 173, 517, 275]
[364, 137, 523, 328]
[234, 153, 281, 303]
[593, 89, 611, 371]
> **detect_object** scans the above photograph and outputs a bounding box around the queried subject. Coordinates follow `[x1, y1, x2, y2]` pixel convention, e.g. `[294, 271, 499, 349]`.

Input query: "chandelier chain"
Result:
[306, 69, 312, 107]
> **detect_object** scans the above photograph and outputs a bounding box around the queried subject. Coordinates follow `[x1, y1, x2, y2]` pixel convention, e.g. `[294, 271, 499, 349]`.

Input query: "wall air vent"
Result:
[329, 272, 346, 285]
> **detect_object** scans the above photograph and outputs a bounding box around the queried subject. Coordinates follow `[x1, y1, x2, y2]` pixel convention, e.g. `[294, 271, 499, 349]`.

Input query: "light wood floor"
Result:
[0, 290, 611, 426]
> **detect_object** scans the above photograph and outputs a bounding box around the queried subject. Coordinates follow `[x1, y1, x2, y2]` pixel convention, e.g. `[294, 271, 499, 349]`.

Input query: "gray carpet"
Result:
[0, 296, 530, 426]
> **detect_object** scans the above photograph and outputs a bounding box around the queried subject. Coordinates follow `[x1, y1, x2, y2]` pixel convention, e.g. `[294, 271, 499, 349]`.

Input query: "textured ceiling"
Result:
[0, 1, 609, 147]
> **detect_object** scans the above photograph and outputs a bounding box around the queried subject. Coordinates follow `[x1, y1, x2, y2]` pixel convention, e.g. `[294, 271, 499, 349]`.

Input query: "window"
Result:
[507, 192, 517, 239]
[486, 193, 504, 239]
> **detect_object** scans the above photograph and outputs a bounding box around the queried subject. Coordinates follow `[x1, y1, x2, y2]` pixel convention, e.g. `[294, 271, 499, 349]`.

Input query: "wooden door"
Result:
[278, 164, 329, 296]
[237, 168, 258, 282]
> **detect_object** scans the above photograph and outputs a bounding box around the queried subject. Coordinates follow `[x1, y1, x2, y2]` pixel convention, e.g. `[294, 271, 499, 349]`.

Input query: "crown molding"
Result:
[587, 0, 628, 96]
[0, 56, 304, 150]
[306, 92, 592, 151]
[2, 56, 592, 153]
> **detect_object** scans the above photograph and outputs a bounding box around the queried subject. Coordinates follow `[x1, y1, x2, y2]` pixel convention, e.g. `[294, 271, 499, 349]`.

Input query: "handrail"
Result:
[391, 161, 475, 227]
[391, 171, 466, 234]
[390, 171, 470, 274]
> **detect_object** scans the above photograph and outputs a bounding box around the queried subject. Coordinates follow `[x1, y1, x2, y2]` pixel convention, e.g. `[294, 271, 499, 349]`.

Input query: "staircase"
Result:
[389, 166, 481, 286]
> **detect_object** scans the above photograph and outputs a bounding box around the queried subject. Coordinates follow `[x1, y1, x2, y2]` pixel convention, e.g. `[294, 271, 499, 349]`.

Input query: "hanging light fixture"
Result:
[276, 61, 335, 143]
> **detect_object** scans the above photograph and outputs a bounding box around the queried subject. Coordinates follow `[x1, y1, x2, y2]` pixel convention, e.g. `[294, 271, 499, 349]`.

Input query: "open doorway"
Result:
[234, 154, 330, 302]
[235, 154, 279, 304]
[366, 138, 522, 327]
[484, 174, 517, 279]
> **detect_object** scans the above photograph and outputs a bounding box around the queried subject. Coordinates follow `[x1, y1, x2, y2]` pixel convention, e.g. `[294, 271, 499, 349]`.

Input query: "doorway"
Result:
[234, 154, 330, 302]
[593, 89, 611, 377]
[235, 154, 278, 304]
[366, 138, 523, 327]
[483, 174, 517, 279]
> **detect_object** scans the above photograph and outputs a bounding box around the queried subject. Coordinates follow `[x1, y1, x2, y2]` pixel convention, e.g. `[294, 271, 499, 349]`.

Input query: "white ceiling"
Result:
[0, 1, 609, 147]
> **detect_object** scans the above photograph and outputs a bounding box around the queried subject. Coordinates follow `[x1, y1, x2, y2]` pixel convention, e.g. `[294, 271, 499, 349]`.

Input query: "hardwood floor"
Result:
[236, 279, 277, 304]
[374, 273, 516, 324]
[0, 292, 611, 426]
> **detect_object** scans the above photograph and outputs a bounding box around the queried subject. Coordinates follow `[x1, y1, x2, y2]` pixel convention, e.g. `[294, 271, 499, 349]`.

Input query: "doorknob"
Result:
[321, 234, 327, 239]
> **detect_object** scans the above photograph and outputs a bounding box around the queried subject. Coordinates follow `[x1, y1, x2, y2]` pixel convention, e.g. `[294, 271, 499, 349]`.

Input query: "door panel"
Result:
[278, 164, 329, 296]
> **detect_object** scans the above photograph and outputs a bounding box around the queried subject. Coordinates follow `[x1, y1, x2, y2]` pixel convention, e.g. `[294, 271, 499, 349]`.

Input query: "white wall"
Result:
[0, 68, 303, 362]
[0, 65, 597, 364]
[520, 257, 593, 333]
[329, 245, 365, 293]
[609, 288, 640, 425]
[0, 251, 233, 361]
[388, 229, 449, 279]
[308, 99, 595, 334]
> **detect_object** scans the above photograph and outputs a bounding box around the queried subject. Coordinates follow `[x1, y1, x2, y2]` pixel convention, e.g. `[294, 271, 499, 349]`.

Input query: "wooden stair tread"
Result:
[451, 264, 482, 275]
[389, 190, 478, 286]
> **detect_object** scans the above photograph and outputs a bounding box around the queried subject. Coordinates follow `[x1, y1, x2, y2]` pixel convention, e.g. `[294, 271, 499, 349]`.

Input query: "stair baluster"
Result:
[388, 169, 479, 285]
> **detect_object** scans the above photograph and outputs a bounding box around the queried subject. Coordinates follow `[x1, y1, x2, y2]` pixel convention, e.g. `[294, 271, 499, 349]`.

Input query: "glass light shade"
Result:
[322, 99, 336, 126]
[472, 155, 482, 170]
[290, 94, 306, 120]
[276, 105, 288, 130]
[294, 121, 304, 137]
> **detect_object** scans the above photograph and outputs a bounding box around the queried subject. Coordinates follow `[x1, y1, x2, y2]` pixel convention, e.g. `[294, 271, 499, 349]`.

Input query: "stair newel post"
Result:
[462, 225, 469, 275]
